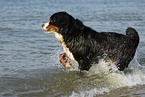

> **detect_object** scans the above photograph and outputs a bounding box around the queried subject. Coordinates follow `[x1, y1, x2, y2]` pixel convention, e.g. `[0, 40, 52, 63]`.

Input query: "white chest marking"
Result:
[54, 33, 75, 61]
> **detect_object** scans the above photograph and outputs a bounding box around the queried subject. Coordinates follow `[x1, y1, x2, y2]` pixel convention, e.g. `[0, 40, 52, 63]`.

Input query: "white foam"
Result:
[69, 59, 145, 96]
[88, 59, 119, 76]
[70, 87, 110, 97]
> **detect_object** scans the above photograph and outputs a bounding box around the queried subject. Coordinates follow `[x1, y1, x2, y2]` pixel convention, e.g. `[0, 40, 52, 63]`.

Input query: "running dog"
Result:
[42, 12, 139, 71]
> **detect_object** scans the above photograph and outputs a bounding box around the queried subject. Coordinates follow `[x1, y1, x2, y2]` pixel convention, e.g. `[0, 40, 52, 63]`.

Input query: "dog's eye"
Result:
[49, 18, 52, 23]
[50, 19, 52, 22]
[50, 19, 55, 24]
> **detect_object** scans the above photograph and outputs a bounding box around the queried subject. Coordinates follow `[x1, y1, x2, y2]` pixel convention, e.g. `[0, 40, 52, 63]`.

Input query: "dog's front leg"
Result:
[59, 53, 71, 67]
[78, 59, 91, 71]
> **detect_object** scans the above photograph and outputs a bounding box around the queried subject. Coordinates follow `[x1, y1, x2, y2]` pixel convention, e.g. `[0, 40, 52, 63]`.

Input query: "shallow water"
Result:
[0, 0, 145, 97]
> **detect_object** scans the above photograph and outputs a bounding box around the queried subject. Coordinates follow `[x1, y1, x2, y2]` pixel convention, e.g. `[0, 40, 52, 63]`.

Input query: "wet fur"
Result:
[44, 12, 139, 71]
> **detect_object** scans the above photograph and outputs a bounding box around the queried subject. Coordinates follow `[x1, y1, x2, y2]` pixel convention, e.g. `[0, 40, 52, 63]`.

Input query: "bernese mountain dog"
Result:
[42, 12, 139, 71]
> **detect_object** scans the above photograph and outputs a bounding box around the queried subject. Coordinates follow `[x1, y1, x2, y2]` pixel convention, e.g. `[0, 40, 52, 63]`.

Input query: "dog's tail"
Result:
[126, 27, 139, 47]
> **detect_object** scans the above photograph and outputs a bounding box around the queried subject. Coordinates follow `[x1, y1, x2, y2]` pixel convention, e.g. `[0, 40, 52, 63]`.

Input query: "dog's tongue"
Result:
[48, 27, 57, 31]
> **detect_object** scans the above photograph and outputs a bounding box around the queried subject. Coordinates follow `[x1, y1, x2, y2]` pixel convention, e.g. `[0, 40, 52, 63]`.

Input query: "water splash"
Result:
[68, 58, 145, 96]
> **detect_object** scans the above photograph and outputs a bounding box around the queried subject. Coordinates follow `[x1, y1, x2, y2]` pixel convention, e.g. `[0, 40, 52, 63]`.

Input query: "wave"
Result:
[67, 57, 145, 96]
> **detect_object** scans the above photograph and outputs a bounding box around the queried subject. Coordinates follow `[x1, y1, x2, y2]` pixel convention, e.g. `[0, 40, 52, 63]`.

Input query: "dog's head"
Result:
[42, 12, 76, 34]
[42, 12, 84, 35]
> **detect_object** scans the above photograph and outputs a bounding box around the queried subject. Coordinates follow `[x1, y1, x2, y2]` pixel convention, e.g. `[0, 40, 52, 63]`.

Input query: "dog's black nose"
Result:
[42, 24, 45, 27]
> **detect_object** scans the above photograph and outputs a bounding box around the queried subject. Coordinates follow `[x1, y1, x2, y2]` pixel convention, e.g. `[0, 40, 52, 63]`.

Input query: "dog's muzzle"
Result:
[42, 22, 59, 33]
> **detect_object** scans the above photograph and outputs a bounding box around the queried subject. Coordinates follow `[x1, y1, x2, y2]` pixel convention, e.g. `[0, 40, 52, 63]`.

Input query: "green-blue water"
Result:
[0, 0, 145, 96]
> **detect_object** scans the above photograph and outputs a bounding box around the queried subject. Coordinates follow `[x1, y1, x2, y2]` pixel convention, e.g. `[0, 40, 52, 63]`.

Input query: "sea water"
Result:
[0, 0, 145, 96]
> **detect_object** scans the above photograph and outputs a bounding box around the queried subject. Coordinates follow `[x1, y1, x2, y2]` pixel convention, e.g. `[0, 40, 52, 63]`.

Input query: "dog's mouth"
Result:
[42, 22, 59, 33]
[46, 25, 59, 32]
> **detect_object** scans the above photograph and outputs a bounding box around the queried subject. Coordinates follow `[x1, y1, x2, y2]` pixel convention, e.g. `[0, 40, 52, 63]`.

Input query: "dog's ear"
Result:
[75, 19, 84, 30]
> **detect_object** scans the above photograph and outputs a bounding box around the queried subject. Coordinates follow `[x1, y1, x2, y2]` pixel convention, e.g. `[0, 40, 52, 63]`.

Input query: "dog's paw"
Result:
[59, 53, 71, 67]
